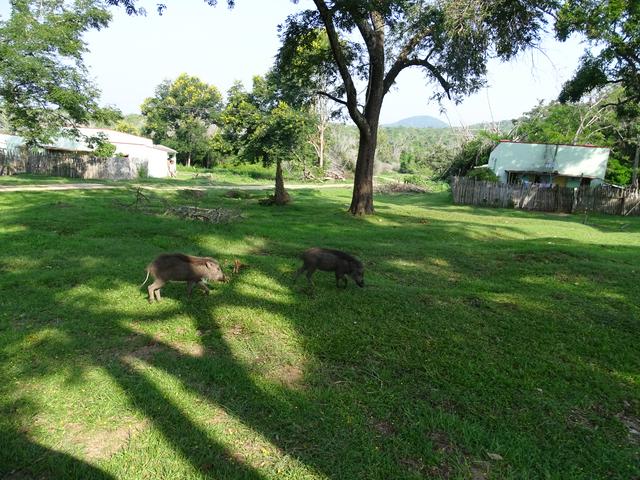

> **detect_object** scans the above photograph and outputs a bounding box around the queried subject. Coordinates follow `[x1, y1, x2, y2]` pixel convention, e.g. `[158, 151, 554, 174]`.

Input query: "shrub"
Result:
[221, 162, 275, 180]
[401, 175, 449, 192]
[439, 132, 498, 179]
[403, 174, 431, 187]
[94, 141, 117, 159]
[465, 168, 499, 182]
[137, 163, 148, 178]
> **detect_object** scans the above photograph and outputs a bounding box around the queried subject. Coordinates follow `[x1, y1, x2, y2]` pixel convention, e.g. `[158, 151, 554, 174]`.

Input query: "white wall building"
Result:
[76, 128, 177, 178]
[488, 141, 610, 188]
[0, 128, 177, 178]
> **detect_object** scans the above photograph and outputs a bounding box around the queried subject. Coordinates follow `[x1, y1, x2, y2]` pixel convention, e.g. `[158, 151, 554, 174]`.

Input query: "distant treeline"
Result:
[107, 86, 638, 186]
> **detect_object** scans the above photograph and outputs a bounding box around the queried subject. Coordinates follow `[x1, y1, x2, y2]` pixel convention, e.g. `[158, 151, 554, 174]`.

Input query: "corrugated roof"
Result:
[505, 170, 600, 179]
[499, 140, 609, 149]
[44, 145, 93, 153]
[153, 144, 177, 154]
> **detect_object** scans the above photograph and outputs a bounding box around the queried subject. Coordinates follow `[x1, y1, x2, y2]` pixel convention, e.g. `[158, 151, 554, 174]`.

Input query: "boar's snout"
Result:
[351, 268, 365, 288]
[205, 261, 226, 282]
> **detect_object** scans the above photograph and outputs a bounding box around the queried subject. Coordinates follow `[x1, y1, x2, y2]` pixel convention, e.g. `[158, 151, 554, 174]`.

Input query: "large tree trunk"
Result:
[349, 130, 377, 215]
[314, 2, 386, 215]
[274, 159, 290, 205]
[348, 93, 382, 215]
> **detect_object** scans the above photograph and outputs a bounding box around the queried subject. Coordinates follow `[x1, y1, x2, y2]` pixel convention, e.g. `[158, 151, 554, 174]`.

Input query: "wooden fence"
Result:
[451, 176, 640, 216]
[0, 150, 147, 180]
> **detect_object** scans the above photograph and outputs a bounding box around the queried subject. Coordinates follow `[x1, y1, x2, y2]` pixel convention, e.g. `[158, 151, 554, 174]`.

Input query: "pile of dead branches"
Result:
[324, 166, 346, 181]
[374, 182, 428, 194]
[116, 188, 243, 224]
[164, 205, 242, 224]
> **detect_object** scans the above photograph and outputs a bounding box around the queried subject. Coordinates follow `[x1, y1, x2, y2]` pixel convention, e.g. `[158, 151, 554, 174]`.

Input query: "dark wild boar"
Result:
[294, 247, 364, 288]
[141, 253, 226, 302]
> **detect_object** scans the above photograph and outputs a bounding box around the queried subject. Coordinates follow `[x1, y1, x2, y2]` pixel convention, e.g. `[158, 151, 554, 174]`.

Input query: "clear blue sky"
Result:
[2, 0, 587, 126]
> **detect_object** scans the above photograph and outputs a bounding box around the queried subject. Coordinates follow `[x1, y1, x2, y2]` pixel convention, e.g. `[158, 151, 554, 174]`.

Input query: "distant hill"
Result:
[385, 115, 448, 129]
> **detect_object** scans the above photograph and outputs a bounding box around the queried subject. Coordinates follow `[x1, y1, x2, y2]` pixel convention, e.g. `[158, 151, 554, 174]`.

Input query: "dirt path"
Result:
[0, 183, 117, 192]
[0, 182, 351, 193]
[143, 183, 351, 191]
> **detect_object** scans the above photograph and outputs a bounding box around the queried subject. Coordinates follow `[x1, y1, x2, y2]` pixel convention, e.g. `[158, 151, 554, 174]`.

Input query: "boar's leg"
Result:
[187, 281, 196, 297]
[335, 272, 348, 288]
[198, 280, 210, 295]
[148, 280, 164, 303]
[293, 265, 306, 284]
[305, 267, 316, 286]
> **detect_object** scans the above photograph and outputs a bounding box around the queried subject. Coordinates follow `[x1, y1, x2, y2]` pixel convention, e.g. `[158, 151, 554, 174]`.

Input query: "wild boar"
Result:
[294, 247, 365, 288]
[141, 253, 226, 302]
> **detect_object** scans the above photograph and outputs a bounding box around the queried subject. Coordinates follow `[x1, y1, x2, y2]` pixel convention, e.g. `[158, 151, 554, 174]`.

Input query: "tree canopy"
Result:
[217, 76, 315, 204]
[141, 73, 222, 166]
[275, 0, 556, 213]
[556, 0, 640, 106]
[0, 0, 113, 145]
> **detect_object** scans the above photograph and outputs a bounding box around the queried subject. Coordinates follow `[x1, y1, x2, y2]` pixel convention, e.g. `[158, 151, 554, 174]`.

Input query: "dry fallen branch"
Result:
[164, 205, 243, 224]
[115, 187, 165, 210]
[374, 182, 428, 194]
[324, 167, 346, 181]
[192, 173, 212, 180]
[116, 189, 240, 223]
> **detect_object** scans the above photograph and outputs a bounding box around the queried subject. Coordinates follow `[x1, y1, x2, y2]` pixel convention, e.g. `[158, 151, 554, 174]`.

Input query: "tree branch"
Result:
[316, 90, 348, 107]
[383, 30, 433, 95]
[312, 0, 368, 133]
[402, 57, 452, 100]
[351, 10, 386, 116]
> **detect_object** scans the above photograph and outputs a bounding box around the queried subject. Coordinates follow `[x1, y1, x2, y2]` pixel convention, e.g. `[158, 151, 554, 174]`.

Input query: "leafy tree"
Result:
[93, 140, 117, 158]
[217, 77, 315, 205]
[440, 131, 499, 179]
[555, 1, 640, 185]
[275, 0, 555, 214]
[556, 0, 640, 105]
[0, 0, 112, 145]
[141, 73, 222, 167]
[109, 0, 555, 215]
[111, 113, 145, 135]
[512, 100, 613, 146]
[274, 28, 348, 170]
[465, 167, 499, 182]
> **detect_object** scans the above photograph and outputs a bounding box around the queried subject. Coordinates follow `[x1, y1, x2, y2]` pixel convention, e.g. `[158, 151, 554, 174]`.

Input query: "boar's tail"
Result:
[139, 270, 150, 288]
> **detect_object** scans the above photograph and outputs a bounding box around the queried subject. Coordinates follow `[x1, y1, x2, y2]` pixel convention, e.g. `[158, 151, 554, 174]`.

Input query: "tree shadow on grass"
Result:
[1, 188, 639, 479]
[2, 428, 117, 480]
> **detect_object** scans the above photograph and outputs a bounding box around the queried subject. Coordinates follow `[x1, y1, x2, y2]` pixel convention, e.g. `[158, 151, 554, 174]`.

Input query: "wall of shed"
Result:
[489, 143, 609, 184]
[0, 129, 172, 178]
[112, 143, 168, 178]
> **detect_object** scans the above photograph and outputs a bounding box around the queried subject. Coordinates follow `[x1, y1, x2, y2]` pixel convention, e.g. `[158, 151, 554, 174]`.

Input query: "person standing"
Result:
[168, 158, 177, 178]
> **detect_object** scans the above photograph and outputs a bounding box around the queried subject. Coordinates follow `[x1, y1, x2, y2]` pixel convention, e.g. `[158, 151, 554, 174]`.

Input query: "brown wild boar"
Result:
[294, 247, 364, 288]
[141, 253, 226, 302]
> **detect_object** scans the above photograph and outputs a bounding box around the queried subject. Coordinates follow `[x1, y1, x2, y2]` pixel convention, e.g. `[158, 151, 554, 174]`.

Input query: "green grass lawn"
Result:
[0, 164, 351, 189]
[0, 173, 111, 185]
[1, 187, 639, 479]
[0, 166, 272, 188]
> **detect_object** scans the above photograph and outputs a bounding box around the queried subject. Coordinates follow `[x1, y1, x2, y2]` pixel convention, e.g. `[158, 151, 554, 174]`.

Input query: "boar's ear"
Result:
[205, 260, 217, 269]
